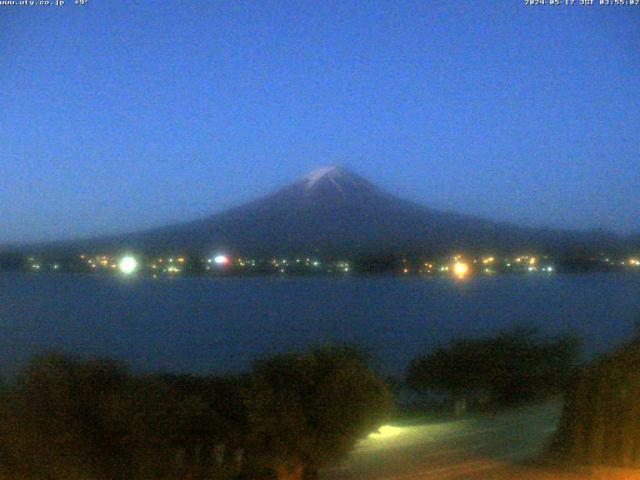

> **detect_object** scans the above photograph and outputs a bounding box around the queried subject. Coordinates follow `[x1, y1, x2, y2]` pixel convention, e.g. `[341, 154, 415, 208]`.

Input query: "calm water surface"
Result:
[1, 272, 639, 377]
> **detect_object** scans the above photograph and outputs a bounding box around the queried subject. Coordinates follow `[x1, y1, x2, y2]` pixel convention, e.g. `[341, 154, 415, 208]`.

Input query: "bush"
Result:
[0, 355, 249, 479]
[0, 347, 393, 480]
[1, 353, 134, 479]
[244, 346, 393, 480]
[407, 328, 581, 408]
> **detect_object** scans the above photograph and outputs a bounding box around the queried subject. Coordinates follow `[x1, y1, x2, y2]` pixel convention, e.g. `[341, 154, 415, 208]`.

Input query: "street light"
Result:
[119, 256, 138, 275]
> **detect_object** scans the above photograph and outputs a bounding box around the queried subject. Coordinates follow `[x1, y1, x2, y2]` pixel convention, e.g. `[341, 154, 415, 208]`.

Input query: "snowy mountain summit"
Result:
[305, 166, 349, 188]
[299, 166, 380, 200]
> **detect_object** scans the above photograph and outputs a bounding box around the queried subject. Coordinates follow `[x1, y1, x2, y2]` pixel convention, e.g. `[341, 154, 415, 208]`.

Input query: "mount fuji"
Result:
[23, 166, 628, 257]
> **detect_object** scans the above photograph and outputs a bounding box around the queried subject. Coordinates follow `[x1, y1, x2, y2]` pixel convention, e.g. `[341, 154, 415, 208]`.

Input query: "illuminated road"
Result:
[321, 401, 566, 480]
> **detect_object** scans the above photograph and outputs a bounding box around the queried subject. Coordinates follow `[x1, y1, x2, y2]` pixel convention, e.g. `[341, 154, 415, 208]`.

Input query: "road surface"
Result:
[321, 401, 569, 480]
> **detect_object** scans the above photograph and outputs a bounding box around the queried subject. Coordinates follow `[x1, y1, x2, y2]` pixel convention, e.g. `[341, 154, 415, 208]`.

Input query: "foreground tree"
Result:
[244, 346, 393, 480]
[0, 347, 393, 480]
[0, 354, 250, 479]
[407, 328, 581, 408]
[552, 337, 640, 467]
[1, 353, 134, 479]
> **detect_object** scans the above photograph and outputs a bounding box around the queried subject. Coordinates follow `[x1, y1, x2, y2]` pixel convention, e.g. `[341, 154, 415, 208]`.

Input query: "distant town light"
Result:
[453, 261, 469, 278]
[214, 254, 230, 265]
[119, 256, 138, 275]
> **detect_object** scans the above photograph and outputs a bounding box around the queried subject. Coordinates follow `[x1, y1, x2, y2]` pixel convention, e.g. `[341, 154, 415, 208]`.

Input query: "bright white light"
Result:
[214, 255, 230, 265]
[119, 256, 138, 275]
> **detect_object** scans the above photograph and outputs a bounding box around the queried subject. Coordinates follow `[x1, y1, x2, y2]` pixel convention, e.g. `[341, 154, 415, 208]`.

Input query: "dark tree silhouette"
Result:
[244, 346, 393, 480]
[407, 328, 580, 408]
[553, 337, 640, 467]
[0, 347, 392, 480]
[1, 353, 134, 479]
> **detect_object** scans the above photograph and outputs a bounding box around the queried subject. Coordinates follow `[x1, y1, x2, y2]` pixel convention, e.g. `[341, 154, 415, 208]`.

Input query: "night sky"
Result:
[2, 1, 639, 245]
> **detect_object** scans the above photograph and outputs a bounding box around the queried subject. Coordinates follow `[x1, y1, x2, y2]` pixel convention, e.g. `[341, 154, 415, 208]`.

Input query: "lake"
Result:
[1, 272, 639, 378]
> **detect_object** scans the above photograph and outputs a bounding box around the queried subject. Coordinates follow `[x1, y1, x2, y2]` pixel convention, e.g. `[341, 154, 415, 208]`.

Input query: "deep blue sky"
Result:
[1, 1, 639, 244]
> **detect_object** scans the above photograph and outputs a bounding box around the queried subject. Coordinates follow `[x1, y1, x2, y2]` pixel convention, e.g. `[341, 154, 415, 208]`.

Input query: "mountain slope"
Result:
[24, 167, 629, 257]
